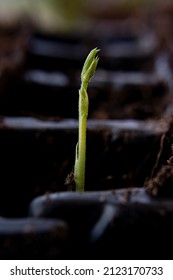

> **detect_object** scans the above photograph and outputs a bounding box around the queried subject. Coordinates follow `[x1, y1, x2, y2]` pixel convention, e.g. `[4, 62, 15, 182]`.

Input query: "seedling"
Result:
[74, 48, 99, 192]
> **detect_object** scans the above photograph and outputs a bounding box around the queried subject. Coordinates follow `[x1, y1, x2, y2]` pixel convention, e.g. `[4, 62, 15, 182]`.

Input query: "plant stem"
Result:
[74, 48, 99, 192]
[74, 83, 88, 191]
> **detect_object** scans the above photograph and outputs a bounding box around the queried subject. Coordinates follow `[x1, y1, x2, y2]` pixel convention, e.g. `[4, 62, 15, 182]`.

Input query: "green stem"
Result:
[74, 83, 88, 191]
[74, 48, 99, 192]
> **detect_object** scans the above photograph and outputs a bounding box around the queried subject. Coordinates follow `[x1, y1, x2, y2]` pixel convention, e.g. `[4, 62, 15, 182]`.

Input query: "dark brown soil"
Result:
[145, 116, 173, 197]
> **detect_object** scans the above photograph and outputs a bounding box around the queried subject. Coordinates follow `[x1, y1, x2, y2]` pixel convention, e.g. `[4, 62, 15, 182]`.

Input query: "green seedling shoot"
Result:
[74, 48, 99, 192]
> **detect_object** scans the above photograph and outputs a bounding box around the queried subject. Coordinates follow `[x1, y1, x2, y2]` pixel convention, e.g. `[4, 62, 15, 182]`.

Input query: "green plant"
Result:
[74, 48, 99, 192]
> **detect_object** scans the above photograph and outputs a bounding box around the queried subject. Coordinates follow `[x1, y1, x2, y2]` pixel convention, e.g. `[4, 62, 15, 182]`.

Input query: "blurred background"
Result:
[0, 0, 172, 32]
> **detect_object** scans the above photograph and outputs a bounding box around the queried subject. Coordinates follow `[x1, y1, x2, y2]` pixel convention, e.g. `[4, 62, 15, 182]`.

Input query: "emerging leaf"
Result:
[81, 48, 100, 84]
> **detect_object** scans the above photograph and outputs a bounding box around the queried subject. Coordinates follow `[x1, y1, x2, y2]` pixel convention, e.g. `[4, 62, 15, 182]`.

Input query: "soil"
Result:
[145, 116, 173, 197]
